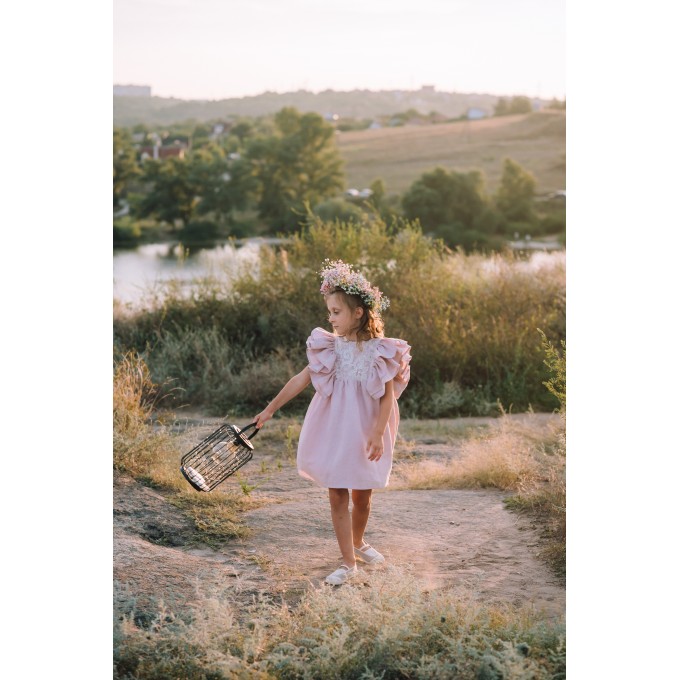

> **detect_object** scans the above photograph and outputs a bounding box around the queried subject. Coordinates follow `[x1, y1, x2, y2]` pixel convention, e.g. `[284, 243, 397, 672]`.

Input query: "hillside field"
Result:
[336, 111, 566, 196]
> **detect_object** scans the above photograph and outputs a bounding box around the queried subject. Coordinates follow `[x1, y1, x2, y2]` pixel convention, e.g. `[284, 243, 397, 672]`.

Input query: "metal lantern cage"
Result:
[180, 422, 259, 492]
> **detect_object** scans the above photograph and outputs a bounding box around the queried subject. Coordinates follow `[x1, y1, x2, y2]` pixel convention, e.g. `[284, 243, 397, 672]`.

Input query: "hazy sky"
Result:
[114, 0, 565, 101]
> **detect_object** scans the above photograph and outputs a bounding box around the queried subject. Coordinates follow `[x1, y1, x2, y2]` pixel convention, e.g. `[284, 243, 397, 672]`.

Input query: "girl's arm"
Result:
[366, 379, 394, 461]
[252, 366, 312, 428]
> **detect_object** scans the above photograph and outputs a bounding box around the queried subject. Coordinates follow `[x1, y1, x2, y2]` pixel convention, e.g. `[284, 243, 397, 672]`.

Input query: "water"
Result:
[113, 237, 282, 308]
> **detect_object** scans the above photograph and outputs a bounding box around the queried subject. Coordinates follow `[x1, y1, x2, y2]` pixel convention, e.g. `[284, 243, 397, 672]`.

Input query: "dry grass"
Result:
[394, 411, 566, 576]
[114, 565, 565, 680]
[393, 412, 561, 492]
[337, 111, 566, 194]
[114, 352, 259, 544]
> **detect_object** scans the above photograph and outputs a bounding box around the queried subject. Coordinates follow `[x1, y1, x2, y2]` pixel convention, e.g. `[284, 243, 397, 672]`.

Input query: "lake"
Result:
[113, 237, 283, 308]
[113, 236, 563, 309]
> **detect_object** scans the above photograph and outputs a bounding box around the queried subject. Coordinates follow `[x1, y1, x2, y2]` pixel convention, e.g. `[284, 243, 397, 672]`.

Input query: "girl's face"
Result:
[326, 292, 363, 339]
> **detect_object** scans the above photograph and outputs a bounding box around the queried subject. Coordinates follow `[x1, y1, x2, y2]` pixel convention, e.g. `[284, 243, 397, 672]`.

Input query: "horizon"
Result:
[112, 83, 563, 103]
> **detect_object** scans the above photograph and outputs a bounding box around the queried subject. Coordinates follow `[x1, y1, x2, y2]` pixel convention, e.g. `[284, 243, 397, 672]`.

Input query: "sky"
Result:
[114, 0, 565, 100]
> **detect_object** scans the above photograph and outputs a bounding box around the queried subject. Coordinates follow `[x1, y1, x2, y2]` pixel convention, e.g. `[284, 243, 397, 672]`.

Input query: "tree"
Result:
[494, 95, 532, 117]
[401, 167, 489, 231]
[494, 158, 537, 224]
[113, 128, 139, 208]
[188, 144, 256, 225]
[136, 157, 195, 230]
[494, 98, 509, 116]
[246, 108, 345, 231]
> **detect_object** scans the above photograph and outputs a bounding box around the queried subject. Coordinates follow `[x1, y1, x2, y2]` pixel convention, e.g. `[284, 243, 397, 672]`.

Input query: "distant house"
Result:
[532, 99, 543, 111]
[369, 121, 382, 129]
[140, 143, 188, 161]
[466, 107, 488, 120]
[211, 121, 232, 137]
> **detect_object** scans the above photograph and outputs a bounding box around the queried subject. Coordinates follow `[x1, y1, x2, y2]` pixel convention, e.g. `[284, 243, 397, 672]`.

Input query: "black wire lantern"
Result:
[180, 422, 259, 492]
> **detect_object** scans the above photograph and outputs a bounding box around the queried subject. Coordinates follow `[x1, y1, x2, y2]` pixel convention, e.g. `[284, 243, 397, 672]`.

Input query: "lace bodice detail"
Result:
[334, 338, 376, 382]
[305, 327, 411, 399]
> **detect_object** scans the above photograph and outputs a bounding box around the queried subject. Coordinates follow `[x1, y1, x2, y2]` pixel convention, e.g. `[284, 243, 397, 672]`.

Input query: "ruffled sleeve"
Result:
[366, 337, 412, 400]
[306, 327, 337, 397]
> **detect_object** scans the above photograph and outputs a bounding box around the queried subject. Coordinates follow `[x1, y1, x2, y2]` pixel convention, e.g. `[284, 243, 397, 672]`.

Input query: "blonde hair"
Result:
[327, 287, 384, 342]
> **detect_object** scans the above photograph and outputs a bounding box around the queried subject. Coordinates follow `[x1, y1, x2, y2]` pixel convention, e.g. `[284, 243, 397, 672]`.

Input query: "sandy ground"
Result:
[113, 413, 565, 622]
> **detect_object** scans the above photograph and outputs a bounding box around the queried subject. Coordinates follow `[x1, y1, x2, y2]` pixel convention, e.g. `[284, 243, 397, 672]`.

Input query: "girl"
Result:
[252, 260, 412, 585]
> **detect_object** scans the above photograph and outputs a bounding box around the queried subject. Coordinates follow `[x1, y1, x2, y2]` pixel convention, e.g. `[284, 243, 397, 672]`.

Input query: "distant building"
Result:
[140, 144, 187, 161]
[210, 121, 232, 137]
[114, 84, 152, 97]
[466, 107, 488, 120]
[420, 85, 436, 93]
[532, 98, 543, 111]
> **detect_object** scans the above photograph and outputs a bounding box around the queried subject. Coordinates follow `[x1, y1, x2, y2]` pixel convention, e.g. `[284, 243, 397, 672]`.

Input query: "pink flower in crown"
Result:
[318, 259, 390, 313]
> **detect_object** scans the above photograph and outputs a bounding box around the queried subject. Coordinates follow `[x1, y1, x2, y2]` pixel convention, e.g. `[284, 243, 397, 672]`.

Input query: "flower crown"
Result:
[318, 259, 390, 313]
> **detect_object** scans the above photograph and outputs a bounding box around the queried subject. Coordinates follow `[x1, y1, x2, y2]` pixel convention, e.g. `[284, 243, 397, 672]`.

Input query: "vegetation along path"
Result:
[114, 413, 564, 621]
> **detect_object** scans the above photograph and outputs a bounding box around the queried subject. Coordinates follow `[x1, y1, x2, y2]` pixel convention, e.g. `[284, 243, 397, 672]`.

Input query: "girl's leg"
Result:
[328, 488, 356, 567]
[351, 489, 373, 548]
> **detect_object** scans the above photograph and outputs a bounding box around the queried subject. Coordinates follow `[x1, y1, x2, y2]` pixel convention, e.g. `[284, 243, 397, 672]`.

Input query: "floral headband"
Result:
[318, 259, 390, 313]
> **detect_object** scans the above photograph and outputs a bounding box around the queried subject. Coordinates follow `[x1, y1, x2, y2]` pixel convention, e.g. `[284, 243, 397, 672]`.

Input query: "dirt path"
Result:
[114, 414, 565, 621]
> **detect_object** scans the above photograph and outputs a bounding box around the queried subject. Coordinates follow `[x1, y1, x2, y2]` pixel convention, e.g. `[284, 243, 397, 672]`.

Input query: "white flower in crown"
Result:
[318, 259, 390, 313]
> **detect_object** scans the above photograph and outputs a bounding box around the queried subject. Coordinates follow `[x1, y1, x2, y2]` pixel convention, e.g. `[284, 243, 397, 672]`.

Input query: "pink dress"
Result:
[297, 327, 412, 489]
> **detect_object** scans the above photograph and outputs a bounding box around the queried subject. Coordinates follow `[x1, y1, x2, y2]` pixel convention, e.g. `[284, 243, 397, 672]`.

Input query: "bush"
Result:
[433, 223, 507, 254]
[113, 218, 142, 247]
[312, 198, 366, 224]
[113, 352, 176, 477]
[113, 218, 565, 416]
[539, 212, 566, 234]
[180, 220, 220, 245]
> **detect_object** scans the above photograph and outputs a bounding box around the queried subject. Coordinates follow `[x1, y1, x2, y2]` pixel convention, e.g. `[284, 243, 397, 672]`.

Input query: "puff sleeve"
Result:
[366, 337, 412, 400]
[305, 327, 337, 397]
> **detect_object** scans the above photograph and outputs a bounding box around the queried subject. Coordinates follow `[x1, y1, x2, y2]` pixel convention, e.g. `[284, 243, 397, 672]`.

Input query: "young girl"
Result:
[252, 260, 412, 585]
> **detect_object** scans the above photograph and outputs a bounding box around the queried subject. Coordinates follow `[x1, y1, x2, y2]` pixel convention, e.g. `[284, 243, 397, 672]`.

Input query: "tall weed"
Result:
[114, 566, 565, 680]
[113, 218, 565, 415]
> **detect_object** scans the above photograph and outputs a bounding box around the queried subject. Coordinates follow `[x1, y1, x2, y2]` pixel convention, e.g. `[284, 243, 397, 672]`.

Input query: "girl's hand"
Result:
[366, 430, 384, 461]
[252, 408, 274, 429]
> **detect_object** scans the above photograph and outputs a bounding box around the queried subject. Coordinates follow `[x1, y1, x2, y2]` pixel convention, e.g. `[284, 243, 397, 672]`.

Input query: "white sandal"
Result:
[354, 542, 385, 565]
[324, 564, 358, 585]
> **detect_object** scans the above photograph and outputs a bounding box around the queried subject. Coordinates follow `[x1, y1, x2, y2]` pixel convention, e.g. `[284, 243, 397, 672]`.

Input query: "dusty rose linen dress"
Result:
[297, 327, 412, 489]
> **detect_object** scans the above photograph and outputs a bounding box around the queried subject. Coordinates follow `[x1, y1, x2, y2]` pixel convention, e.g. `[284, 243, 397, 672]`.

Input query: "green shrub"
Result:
[180, 220, 220, 245]
[113, 218, 565, 415]
[539, 213, 566, 234]
[312, 198, 366, 223]
[113, 218, 142, 246]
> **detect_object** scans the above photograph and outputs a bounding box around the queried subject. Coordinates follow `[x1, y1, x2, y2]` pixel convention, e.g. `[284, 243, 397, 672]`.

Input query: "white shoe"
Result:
[354, 542, 385, 565]
[324, 564, 358, 585]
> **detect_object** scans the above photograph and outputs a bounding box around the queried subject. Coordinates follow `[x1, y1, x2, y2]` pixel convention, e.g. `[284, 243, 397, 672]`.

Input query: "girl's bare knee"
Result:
[351, 489, 372, 512]
[328, 488, 349, 511]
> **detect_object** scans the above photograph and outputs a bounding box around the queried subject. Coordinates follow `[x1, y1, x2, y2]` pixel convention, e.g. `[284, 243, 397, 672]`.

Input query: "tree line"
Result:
[114, 107, 565, 252]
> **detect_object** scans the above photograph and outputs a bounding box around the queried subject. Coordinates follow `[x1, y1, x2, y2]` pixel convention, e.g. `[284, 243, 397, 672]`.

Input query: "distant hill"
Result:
[113, 87, 546, 127]
[337, 111, 566, 195]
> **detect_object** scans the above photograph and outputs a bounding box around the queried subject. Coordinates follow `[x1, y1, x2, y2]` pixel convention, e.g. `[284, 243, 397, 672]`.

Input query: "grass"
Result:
[114, 357, 566, 677]
[114, 565, 565, 680]
[114, 351, 261, 545]
[337, 111, 565, 195]
[393, 410, 566, 576]
[114, 218, 566, 417]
